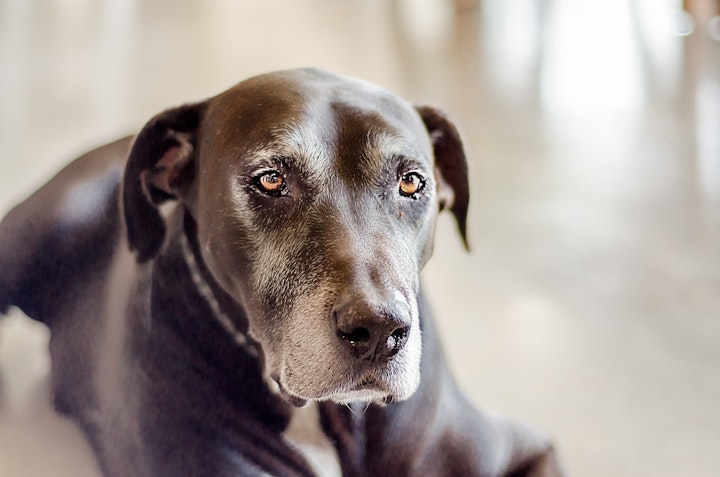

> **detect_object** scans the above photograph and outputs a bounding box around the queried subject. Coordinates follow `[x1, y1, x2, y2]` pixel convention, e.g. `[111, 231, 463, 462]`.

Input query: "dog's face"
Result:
[123, 69, 468, 405]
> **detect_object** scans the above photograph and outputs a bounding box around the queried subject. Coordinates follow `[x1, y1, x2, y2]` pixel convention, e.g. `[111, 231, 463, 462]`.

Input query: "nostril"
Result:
[385, 326, 409, 357]
[338, 326, 370, 345]
[389, 327, 407, 344]
[337, 326, 374, 359]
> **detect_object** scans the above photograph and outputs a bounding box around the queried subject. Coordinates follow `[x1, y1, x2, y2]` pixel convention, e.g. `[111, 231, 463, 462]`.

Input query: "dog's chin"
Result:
[323, 389, 398, 406]
[273, 373, 419, 408]
[280, 387, 407, 408]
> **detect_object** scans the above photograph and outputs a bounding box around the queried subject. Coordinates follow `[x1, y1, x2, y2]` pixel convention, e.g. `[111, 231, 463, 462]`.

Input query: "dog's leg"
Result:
[509, 445, 563, 477]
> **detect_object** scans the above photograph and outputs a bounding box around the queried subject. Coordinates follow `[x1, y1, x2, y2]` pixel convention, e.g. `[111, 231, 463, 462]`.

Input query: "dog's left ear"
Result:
[415, 105, 470, 250]
[122, 101, 207, 263]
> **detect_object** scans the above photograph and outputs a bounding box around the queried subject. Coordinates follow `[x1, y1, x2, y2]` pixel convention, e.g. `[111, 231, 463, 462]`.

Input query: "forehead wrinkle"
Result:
[363, 130, 425, 182]
[367, 130, 411, 157]
[334, 117, 426, 188]
[237, 122, 333, 179]
[274, 123, 332, 181]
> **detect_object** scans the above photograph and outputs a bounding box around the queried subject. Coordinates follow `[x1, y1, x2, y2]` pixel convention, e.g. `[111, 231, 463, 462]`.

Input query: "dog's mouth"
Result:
[272, 375, 395, 407]
[273, 378, 309, 407]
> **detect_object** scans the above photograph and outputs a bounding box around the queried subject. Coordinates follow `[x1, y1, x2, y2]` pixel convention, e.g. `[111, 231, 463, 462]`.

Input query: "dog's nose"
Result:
[333, 298, 411, 361]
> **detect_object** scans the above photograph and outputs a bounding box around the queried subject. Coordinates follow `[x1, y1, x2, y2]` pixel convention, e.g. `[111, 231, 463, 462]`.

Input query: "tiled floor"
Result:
[1, 0, 719, 476]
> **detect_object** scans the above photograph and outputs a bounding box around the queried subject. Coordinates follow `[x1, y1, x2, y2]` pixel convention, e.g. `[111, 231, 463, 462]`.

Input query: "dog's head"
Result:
[122, 69, 469, 405]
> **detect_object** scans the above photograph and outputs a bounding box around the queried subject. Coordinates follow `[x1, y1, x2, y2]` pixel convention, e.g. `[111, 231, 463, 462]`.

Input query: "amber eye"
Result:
[399, 172, 425, 197]
[255, 170, 285, 195]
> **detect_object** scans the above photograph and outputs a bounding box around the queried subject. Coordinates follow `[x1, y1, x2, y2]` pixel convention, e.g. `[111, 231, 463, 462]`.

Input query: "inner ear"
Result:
[123, 101, 206, 263]
[434, 164, 455, 212]
[141, 132, 195, 205]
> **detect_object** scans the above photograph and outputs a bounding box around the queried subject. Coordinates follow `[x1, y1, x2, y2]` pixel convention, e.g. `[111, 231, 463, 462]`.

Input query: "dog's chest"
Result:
[282, 402, 342, 477]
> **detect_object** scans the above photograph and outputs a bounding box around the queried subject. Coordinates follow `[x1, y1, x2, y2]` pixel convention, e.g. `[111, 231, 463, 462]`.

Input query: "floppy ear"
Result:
[122, 102, 207, 263]
[415, 105, 470, 250]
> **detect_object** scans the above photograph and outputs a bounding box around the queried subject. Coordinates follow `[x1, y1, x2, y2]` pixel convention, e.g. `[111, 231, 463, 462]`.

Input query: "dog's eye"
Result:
[399, 172, 425, 197]
[254, 170, 286, 195]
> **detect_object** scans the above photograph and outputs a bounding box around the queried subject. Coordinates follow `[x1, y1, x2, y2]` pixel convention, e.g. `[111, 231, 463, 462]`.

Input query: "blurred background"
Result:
[0, 0, 719, 475]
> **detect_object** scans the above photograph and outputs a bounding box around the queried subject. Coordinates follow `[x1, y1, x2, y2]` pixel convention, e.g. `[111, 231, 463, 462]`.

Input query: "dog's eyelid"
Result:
[246, 152, 293, 170]
[251, 166, 281, 177]
[394, 156, 430, 178]
[394, 154, 421, 167]
[392, 154, 430, 199]
[399, 170, 426, 198]
[250, 168, 290, 197]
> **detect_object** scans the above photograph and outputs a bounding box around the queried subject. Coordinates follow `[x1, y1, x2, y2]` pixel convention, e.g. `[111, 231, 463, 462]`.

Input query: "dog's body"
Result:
[0, 69, 561, 476]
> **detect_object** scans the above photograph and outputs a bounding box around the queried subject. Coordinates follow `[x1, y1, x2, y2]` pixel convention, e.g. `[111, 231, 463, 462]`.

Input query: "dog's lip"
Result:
[351, 378, 378, 391]
[272, 374, 394, 406]
[284, 392, 308, 408]
[273, 377, 308, 407]
[324, 388, 392, 405]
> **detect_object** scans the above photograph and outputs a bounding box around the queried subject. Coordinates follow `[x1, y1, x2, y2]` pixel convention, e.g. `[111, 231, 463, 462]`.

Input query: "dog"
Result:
[0, 68, 561, 476]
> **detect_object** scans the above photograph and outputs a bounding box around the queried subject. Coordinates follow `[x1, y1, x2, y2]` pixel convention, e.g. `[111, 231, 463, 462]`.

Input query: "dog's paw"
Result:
[509, 444, 564, 477]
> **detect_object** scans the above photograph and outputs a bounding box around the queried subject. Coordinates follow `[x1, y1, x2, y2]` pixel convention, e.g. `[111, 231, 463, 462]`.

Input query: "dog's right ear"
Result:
[122, 102, 207, 263]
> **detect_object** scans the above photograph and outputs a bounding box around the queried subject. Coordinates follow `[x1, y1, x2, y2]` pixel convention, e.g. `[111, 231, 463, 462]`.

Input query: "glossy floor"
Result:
[1, 0, 719, 476]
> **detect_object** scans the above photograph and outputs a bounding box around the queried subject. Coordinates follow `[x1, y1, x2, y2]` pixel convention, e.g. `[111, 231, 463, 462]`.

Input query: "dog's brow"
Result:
[278, 125, 330, 171]
[367, 131, 407, 156]
[364, 131, 423, 175]
[246, 124, 331, 176]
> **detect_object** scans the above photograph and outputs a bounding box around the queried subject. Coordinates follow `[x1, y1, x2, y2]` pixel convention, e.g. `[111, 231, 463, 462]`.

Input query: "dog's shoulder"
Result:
[0, 137, 130, 320]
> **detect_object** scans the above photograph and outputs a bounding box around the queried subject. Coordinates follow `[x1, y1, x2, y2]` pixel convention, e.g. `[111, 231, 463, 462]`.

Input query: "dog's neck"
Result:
[178, 228, 260, 359]
[173, 209, 260, 352]
[138, 209, 290, 418]
[178, 212, 310, 406]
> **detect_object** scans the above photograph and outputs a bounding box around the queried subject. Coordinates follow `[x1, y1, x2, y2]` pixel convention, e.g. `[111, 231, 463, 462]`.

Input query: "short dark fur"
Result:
[0, 69, 561, 476]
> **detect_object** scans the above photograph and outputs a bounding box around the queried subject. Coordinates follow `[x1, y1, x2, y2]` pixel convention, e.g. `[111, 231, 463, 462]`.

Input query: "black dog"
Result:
[0, 69, 561, 476]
